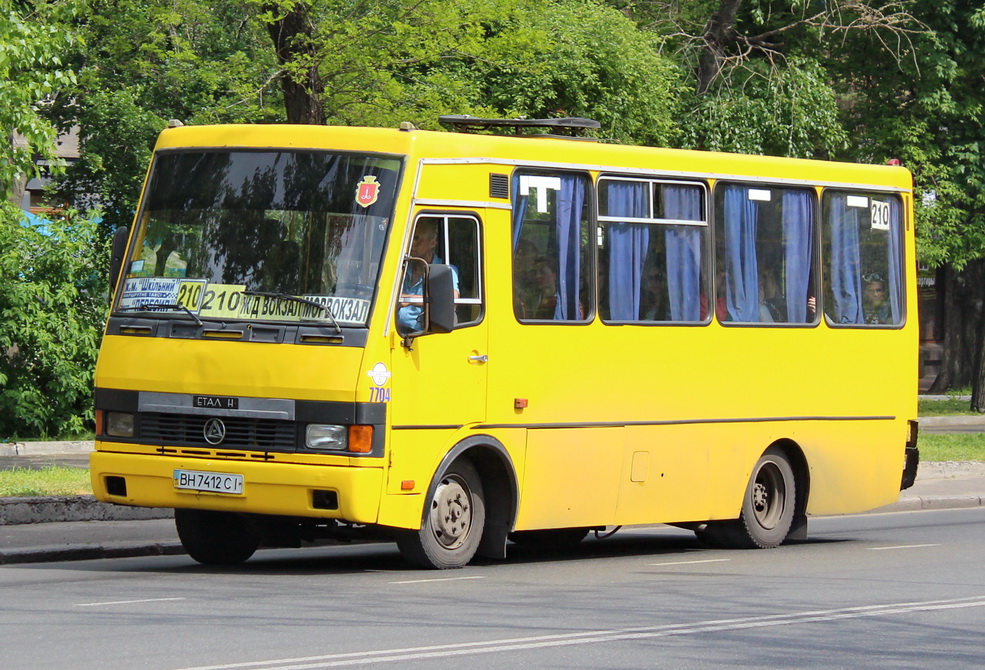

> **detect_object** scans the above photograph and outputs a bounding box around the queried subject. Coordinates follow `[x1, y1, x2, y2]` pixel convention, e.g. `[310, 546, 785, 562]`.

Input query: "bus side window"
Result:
[598, 179, 707, 323]
[715, 184, 817, 325]
[822, 191, 904, 327]
[512, 171, 593, 322]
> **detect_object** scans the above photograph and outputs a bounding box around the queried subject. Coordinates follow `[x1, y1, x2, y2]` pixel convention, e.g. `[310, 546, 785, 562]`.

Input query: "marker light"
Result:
[306, 424, 347, 450]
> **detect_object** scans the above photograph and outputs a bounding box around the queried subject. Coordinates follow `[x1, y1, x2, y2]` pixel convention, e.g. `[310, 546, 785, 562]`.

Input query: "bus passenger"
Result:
[863, 274, 891, 324]
[397, 219, 459, 332]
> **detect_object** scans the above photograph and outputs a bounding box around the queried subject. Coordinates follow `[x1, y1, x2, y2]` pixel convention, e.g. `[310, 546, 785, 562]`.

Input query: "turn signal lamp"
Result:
[348, 425, 373, 453]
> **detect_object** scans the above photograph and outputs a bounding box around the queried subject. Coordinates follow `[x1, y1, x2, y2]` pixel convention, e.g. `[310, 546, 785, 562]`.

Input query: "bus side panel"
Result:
[799, 418, 911, 515]
[512, 427, 622, 530]
[615, 424, 719, 525]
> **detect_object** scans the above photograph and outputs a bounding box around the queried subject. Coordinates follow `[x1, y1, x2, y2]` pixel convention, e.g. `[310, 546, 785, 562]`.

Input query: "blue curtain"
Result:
[664, 187, 702, 321]
[554, 176, 586, 320]
[888, 199, 902, 323]
[829, 195, 863, 324]
[606, 182, 649, 320]
[723, 186, 760, 322]
[782, 191, 814, 323]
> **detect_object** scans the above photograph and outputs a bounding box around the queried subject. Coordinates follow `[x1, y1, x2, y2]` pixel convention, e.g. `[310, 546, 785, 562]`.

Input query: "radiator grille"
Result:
[140, 413, 298, 451]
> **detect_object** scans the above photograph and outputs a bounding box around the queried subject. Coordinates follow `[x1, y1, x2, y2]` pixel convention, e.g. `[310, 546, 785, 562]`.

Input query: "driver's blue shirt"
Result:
[397, 254, 459, 332]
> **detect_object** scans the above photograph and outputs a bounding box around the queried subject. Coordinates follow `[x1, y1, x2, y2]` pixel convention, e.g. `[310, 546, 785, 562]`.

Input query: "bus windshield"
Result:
[116, 149, 401, 327]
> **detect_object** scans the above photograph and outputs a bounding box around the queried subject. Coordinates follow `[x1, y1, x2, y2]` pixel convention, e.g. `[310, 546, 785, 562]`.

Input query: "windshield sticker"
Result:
[303, 295, 371, 323]
[120, 278, 371, 324]
[176, 279, 207, 310]
[120, 277, 181, 309]
[356, 176, 380, 208]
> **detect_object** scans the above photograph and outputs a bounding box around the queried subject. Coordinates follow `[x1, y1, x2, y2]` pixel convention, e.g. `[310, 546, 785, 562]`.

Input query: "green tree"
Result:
[0, 209, 107, 438]
[55, 0, 280, 233]
[1, 1, 79, 203]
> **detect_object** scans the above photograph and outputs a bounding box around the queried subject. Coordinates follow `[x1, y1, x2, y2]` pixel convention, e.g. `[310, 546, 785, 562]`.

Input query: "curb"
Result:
[0, 542, 185, 565]
[0, 496, 173, 526]
[881, 494, 985, 512]
[0, 441, 94, 457]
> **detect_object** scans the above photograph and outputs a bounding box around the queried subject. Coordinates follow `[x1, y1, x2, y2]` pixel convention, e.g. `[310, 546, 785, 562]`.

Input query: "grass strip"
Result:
[918, 397, 984, 416]
[0, 465, 92, 497]
[919, 433, 985, 463]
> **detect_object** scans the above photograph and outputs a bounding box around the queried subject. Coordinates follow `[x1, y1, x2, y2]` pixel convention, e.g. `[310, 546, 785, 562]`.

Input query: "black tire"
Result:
[695, 447, 796, 549]
[508, 527, 591, 547]
[175, 509, 260, 565]
[397, 459, 485, 569]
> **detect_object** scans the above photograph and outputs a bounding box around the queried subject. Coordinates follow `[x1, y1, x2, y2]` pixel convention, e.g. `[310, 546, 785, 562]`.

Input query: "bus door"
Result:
[389, 212, 487, 431]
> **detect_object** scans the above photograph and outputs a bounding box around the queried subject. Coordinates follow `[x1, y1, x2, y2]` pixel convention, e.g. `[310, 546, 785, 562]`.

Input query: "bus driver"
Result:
[397, 219, 459, 332]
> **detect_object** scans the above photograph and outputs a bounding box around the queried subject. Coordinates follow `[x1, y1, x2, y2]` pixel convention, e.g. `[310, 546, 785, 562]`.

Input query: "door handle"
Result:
[468, 354, 488, 363]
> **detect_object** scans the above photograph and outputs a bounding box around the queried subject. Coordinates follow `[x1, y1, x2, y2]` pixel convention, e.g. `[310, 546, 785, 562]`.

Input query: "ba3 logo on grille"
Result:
[203, 418, 226, 445]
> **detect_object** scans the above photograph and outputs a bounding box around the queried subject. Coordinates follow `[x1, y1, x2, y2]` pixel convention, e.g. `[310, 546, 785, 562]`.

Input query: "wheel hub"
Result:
[429, 475, 472, 549]
[752, 462, 785, 530]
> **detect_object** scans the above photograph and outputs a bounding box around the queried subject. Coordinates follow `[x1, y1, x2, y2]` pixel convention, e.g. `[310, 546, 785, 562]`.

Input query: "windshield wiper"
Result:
[240, 290, 342, 334]
[120, 302, 204, 327]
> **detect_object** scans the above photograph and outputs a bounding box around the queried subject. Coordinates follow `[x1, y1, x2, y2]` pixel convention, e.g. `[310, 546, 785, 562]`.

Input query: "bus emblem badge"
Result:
[356, 176, 380, 208]
[203, 418, 226, 445]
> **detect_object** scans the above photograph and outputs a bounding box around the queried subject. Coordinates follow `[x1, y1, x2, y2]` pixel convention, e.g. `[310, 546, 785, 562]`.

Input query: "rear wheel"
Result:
[397, 459, 485, 569]
[695, 446, 796, 549]
[175, 509, 260, 565]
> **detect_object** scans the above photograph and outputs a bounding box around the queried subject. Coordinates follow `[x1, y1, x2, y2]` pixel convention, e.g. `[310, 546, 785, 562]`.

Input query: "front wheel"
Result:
[175, 509, 260, 565]
[397, 459, 485, 569]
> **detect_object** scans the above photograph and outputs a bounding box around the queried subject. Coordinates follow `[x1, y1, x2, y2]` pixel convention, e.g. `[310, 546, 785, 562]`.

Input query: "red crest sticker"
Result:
[356, 176, 380, 208]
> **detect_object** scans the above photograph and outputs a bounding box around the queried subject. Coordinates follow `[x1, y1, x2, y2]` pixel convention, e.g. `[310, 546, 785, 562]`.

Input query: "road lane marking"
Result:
[76, 597, 186, 607]
[647, 558, 731, 567]
[173, 595, 985, 670]
[868, 543, 941, 551]
[389, 575, 485, 585]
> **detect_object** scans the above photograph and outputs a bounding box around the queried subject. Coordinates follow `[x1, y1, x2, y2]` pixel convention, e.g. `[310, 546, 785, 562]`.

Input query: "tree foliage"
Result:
[1, 1, 79, 201]
[0, 205, 107, 438]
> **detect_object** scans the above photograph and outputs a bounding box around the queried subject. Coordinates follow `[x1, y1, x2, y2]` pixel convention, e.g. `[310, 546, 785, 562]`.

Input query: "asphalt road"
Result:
[1, 507, 983, 670]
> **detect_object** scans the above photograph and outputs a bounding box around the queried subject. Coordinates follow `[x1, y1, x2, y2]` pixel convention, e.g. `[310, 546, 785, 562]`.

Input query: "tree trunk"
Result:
[929, 260, 985, 396]
[927, 265, 955, 393]
[264, 3, 326, 125]
[971, 261, 985, 412]
[697, 0, 744, 94]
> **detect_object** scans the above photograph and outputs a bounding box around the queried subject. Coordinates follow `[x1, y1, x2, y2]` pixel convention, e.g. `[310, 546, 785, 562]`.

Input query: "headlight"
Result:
[106, 412, 135, 437]
[306, 424, 347, 450]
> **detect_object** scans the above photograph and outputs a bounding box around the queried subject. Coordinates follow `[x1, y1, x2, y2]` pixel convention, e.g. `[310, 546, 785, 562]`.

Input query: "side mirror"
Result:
[425, 264, 455, 334]
[109, 226, 129, 295]
[397, 259, 456, 343]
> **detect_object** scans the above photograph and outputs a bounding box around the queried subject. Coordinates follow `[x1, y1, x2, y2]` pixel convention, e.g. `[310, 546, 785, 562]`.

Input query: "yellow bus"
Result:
[90, 117, 919, 568]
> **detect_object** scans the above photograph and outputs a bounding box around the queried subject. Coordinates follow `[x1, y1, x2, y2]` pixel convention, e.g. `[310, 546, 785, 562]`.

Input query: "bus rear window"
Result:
[822, 191, 904, 327]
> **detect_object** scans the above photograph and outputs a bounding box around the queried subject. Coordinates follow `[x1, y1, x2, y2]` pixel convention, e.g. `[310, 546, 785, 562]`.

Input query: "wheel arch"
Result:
[421, 434, 519, 560]
[770, 438, 811, 542]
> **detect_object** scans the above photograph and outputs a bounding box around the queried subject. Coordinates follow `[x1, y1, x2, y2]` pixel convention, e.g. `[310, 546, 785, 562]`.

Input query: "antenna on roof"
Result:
[438, 115, 600, 139]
